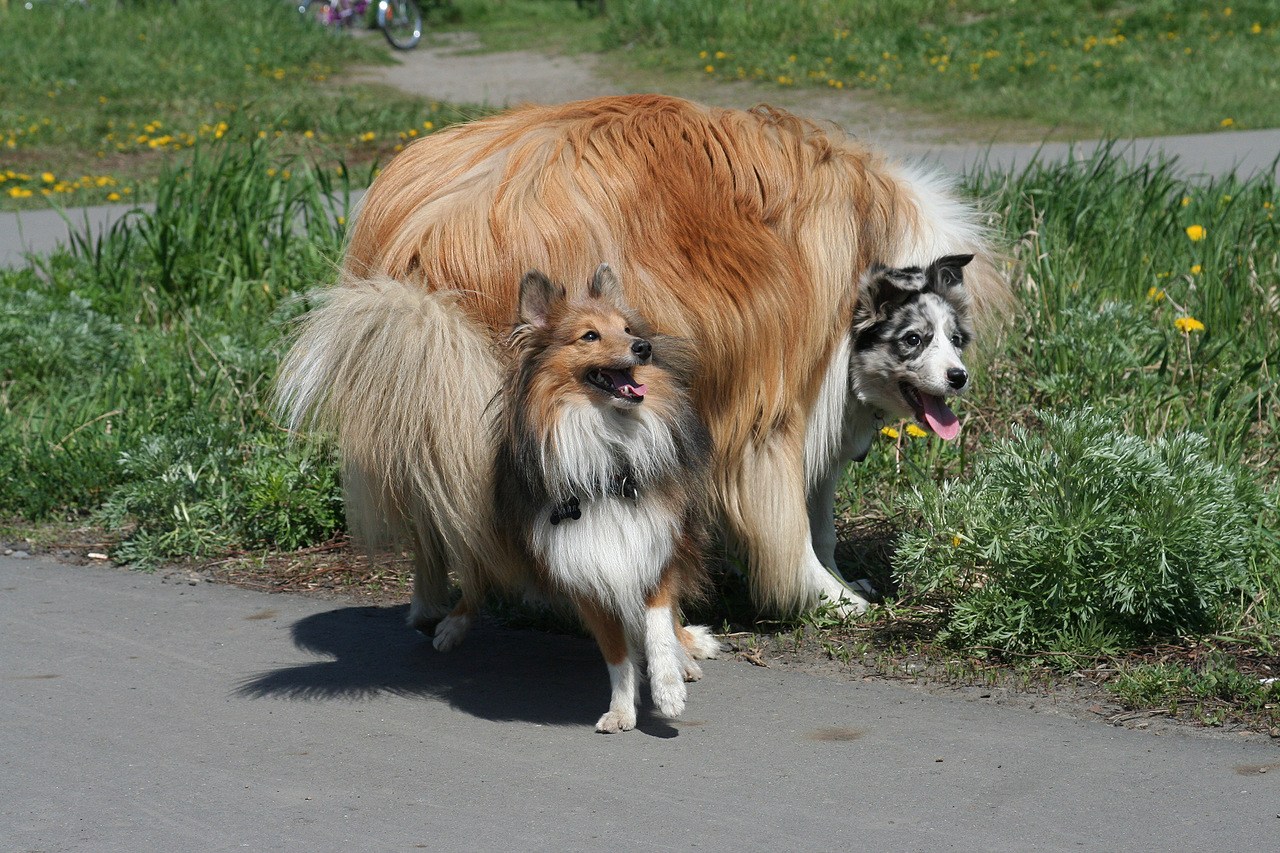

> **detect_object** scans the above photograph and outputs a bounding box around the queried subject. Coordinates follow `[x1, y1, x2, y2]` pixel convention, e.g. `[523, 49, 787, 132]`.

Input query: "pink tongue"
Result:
[921, 394, 960, 440]
[603, 370, 645, 399]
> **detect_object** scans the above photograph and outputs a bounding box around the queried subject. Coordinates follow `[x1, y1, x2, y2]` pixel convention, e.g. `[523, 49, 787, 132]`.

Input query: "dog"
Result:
[436, 264, 717, 732]
[282, 94, 1008, 624]
[804, 254, 977, 576]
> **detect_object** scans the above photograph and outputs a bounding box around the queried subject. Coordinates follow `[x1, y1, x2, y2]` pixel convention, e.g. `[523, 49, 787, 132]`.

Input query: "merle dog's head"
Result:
[849, 254, 974, 440]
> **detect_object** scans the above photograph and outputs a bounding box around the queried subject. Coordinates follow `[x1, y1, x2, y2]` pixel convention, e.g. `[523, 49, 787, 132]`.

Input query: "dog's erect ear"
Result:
[928, 254, 974, 290]
[587, 263, 627, 309]
[857, 264, 926, 322]
[518, 270, 565, 329]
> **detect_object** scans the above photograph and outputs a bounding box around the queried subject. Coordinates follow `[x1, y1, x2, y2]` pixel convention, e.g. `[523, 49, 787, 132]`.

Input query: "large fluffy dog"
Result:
[279, 94, 1007, 621]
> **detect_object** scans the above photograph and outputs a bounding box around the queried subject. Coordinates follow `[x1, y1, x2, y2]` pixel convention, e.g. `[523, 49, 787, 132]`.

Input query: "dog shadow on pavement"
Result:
[233, 604, 680, 736]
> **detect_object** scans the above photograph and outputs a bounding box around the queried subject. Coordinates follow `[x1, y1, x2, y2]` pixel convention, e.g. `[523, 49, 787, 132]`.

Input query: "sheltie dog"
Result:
[279, 94, 1009, 626]
[429, 263, 717, 732]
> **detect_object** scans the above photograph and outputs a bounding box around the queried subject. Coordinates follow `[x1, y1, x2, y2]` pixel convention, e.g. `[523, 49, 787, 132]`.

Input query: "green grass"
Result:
[604, 0, 1280, 137]
[0, 138, 350, 561]
[0, 0, 464, 209]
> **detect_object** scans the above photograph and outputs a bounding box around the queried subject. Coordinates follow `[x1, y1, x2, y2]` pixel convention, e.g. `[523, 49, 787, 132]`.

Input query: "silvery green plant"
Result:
[893, 408, 1265, 655]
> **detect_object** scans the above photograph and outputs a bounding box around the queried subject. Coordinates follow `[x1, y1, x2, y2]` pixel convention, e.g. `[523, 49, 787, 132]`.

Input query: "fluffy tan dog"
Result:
[279, 94, 1007, 627]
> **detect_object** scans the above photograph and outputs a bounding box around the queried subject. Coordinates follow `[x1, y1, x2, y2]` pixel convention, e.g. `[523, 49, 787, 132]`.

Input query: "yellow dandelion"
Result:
[1147, 286, 1166, 302]
[880, 426, 900, 439]
[704, 65, 714, 73]
[1191, 264, 1202, 274]
[107, 192, 121, 201]
[1185, 224, 1206, 241]
[905, 424, 928, 438]
[423, 121, 433, 130]
[1174, 316, 1205, 333]
[41, 172, 55, 183]
[1221, 118, 1235, 128]
[951, 535, 963, 547]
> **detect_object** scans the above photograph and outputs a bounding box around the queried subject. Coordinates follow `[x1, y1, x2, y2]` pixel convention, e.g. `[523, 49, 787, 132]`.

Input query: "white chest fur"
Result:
[528, 495, 679, 618]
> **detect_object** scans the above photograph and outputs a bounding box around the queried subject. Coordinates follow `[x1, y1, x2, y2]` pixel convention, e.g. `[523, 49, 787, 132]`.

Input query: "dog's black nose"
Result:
[631, 338, 652, 363]
[946, 367, 968, 390]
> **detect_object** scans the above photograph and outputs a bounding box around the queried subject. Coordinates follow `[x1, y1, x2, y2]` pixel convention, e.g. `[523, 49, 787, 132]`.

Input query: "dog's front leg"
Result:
[806, 466, 841, 574]
[643, 593, 688, 718]
[576, 597, 638, 733]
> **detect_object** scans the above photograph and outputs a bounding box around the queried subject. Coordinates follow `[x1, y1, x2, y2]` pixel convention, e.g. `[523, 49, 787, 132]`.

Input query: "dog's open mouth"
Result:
[900, 383, 960, 440]
[586, 368, 647, 403]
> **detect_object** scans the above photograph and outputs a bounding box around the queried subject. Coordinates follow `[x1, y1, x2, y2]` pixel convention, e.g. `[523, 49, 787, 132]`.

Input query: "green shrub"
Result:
[99, 427, 344, 567]
[892, 408, 1266, 654]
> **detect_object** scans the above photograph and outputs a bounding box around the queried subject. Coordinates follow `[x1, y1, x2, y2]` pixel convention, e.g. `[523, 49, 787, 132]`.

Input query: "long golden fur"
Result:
[280, 94, 1008, 618]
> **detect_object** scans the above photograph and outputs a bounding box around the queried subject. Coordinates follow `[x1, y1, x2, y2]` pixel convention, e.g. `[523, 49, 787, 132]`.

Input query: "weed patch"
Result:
[604, 0, 1280, 136]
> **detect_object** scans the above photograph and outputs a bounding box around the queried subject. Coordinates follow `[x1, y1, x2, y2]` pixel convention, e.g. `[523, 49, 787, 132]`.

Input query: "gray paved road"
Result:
[4, 126, 1277, 269]
[2, 555, 1277, 852]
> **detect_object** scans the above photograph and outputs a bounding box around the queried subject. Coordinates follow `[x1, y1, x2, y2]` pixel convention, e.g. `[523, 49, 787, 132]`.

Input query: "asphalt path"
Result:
[2, 554, 1277, 852]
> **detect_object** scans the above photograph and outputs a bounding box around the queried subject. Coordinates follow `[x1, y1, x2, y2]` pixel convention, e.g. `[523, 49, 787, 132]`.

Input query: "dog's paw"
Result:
[679, 624, 722, 660]
[650, 670, 688, 719]
[814, 574, 870, 617]
[408, 598, 451, 635]
[682, 658, 704, 682]
[595, 708, 637, 734]
[432, 613, 471, 652]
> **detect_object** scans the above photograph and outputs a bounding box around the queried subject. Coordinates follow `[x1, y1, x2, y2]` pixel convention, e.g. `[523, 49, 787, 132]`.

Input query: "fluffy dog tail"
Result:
[275, 275, 504, 583]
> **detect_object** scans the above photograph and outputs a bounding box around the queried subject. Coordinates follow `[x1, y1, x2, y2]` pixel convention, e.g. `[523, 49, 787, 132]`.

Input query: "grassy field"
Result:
[2, 0, 1278, 730]
[603, 0, 1280, 137]
[0, 0, 470, 209]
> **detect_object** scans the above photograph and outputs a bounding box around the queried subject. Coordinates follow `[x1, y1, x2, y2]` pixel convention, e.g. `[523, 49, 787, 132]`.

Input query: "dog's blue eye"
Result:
[581, 330, 600, 342]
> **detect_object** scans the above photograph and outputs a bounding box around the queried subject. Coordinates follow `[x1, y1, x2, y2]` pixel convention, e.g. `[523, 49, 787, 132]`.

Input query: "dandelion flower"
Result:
[951, 535, 963, 547]
[906, 424, 928, 438]
[880, 426, 900, 439]
[41, 172, 54, 183]
[1185, 224, 1206, 241]
[1221, 118, 1235, 128]
[1174, 316, 1205, 333]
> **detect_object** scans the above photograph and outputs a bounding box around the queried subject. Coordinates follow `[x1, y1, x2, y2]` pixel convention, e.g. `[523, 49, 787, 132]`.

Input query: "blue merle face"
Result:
[849, 255, 975, 439]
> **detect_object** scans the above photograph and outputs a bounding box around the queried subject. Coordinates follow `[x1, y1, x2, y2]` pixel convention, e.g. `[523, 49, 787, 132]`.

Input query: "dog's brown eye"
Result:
[904, 333, 922, 348]
[581, 330, 600, 342]
[951, 333, 964, 348]
[624, 327, 631, 335]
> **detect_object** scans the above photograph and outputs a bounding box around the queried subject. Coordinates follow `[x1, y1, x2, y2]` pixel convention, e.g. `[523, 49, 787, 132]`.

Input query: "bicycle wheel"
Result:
[378, 0, 422, 50]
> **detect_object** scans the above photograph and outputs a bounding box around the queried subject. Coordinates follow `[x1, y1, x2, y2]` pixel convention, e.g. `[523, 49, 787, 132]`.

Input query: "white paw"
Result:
[596, 708, 637, 733]
[682, 657, 704, 682]
[681, 624, 721, 659]
[650, 669, 687, 718]
[432, 613, 471, 652]
[814, 570, 870, 617]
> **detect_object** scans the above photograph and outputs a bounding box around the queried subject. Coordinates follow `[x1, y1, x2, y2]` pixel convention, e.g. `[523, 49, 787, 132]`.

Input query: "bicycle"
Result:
[299, 0, 424, 51]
